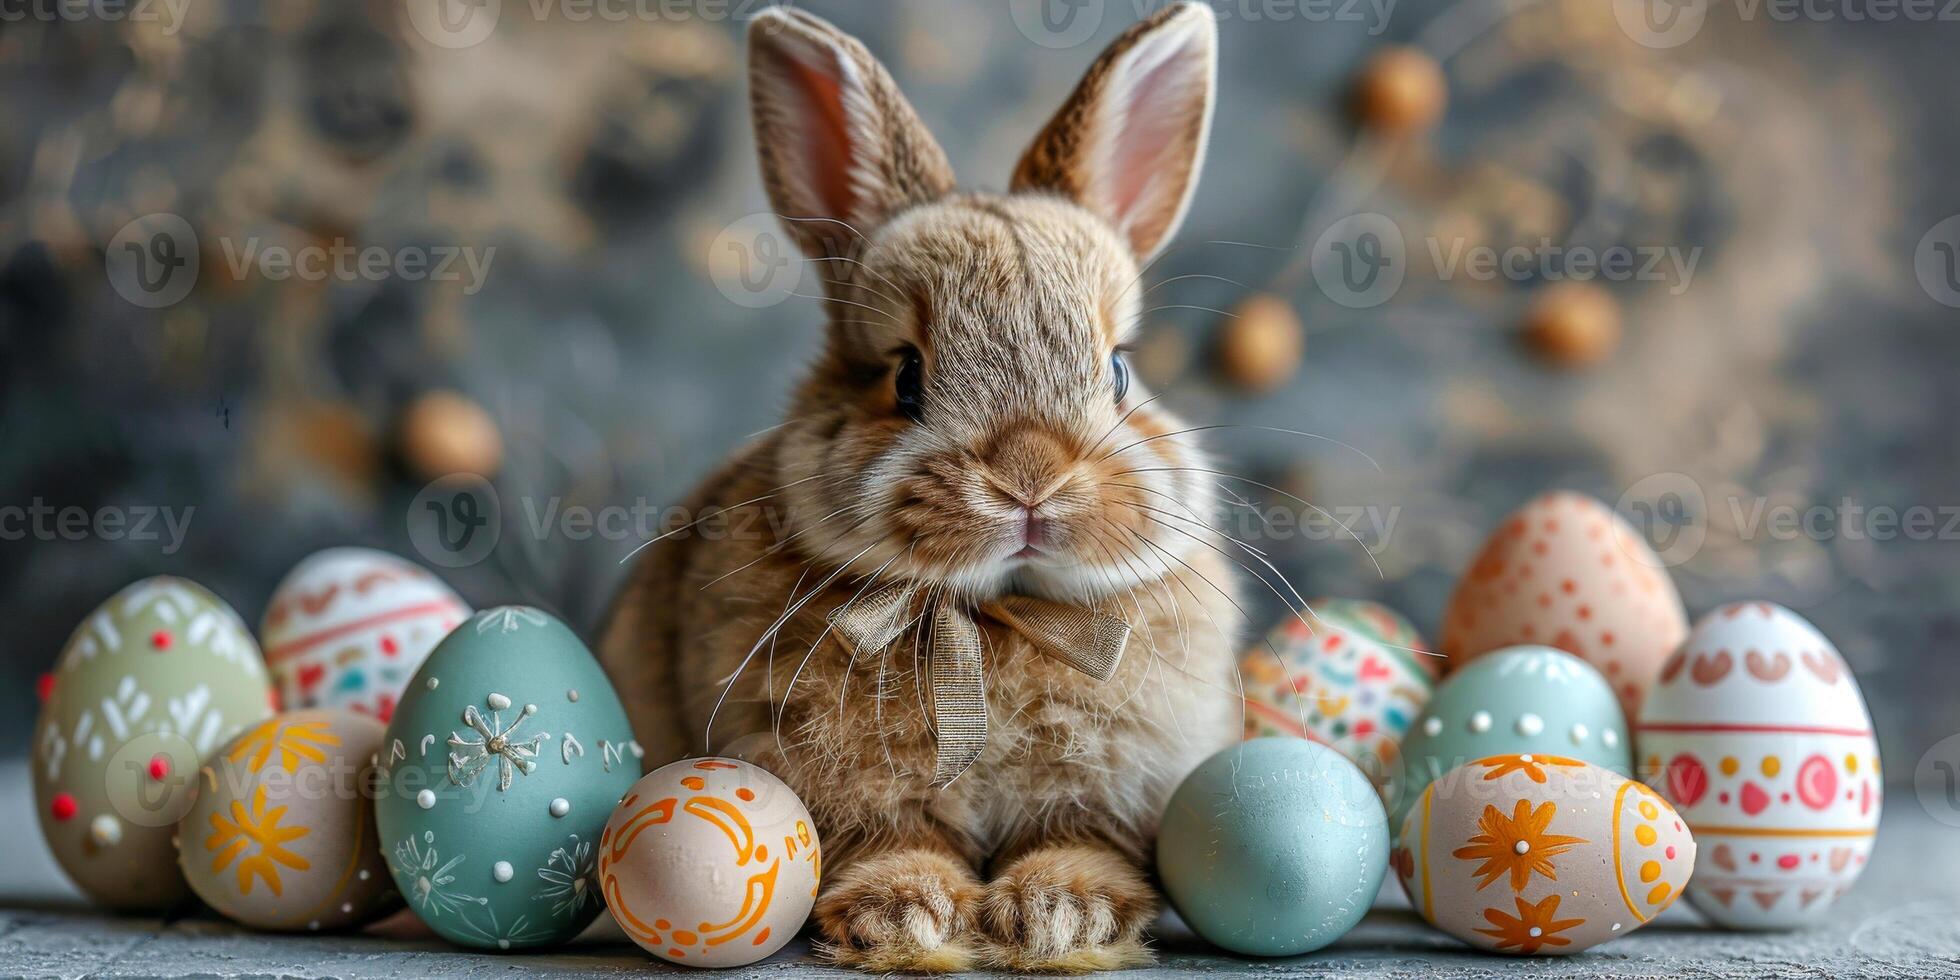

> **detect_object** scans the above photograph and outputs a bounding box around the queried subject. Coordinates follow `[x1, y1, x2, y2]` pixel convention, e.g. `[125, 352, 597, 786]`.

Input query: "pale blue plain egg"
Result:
[1157, 737, 1388, 957]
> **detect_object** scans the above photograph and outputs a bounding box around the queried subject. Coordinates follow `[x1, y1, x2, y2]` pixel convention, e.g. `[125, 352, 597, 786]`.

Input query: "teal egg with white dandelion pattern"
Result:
[375, 606, 641, 949]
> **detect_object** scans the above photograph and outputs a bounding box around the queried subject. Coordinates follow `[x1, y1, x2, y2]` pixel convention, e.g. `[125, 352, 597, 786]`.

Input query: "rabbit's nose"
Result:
[976, 423, 1075, 506]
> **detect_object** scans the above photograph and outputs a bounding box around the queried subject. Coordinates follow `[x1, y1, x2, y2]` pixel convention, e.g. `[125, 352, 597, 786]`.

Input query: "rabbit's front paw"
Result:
[814, 849, 982, 973]
[980, 844, 1156, 973]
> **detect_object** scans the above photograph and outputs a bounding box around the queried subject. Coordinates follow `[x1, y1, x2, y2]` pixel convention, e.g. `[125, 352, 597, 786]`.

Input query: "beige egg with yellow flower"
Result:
[177, 709, 398, 931]
[1395, 754, 1695, 954]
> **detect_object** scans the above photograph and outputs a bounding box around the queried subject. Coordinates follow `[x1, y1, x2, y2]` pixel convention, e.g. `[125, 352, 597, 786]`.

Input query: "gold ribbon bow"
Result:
[828, 583, 1131, 786]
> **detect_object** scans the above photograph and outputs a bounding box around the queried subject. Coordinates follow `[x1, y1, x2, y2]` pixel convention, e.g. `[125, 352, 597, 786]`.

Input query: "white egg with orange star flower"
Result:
[1395, 754, 1694, 955]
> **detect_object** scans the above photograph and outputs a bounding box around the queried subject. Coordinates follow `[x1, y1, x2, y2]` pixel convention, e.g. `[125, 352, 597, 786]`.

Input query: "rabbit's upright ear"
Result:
[1011, 2, 1217, 262]
[749, 7, 955, 261]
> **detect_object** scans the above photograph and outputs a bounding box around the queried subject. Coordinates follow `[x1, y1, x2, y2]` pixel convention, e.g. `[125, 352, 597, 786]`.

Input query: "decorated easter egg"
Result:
[1389, 646, 1630, 842]
[1396, 754, 1694, 954]
[262, 548, 470, 721]
[375, 606, 641, 949]
[1636, 601, 1880, 929]
[598, 757, 821, 966]
[1440, 491, 1688, 717]
[1158, 737, 1388, 956]
[178, 709, 397, 930]
[33, 577, 277, 911]
[1240, 598, 1436, 787]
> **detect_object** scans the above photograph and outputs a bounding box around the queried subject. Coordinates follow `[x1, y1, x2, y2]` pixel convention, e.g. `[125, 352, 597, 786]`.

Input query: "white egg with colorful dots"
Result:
[1637, 601, 1880, 929]
[262, 548, 470, 722]
[1238, 598, 1437, 789]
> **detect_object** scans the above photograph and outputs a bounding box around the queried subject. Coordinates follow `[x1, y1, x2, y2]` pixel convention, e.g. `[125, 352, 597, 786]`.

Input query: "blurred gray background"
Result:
[0, 0, 1955, 802]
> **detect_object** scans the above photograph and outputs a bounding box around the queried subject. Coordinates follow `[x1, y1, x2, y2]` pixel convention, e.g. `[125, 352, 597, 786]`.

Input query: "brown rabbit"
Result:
[600, 3, 1240, 971]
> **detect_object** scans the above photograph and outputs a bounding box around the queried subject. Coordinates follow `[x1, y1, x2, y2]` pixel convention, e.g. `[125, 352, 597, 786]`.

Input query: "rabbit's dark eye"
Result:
[895, 348, 926, 422]
[1110, 351, 1130, 404]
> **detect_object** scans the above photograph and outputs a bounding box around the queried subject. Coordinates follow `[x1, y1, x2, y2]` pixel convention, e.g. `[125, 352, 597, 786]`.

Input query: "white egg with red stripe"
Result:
[1637, 601, 1880, 930]
[260, 548, 470, 722]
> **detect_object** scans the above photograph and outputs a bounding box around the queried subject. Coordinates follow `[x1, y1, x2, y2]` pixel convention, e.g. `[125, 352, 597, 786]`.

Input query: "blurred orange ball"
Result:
[1352, 47, 1447, 134]
[1217, 293, 1303, 393]
[1522, 282, 1621, 368]
[400, 390, 503, 479]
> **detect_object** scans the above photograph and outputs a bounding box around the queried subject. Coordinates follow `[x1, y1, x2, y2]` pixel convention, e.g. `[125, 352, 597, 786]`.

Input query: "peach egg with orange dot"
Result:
[1439, 491, 1688, 720]
[599, 756, 821, 967]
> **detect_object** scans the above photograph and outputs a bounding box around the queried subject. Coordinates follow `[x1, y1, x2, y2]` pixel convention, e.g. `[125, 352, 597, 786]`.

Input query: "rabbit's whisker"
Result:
[1121, 526, 1268, 733]
[618, 472, 830, 561]
[1099, 423, 1383, 473]
[1112, 526, 1252, 713]
[774, 213, 875, 246]
[1130, 503, 1318, 635]
[1113, 463, 1391, 583]
[790, 291, 899, 324]
[752, 540, 882, 752]
[1112, 237, 1288, 310]
[1142, 272, 1249, 296]
[834, 544, 914, 723]
[698, 505, 876, 592]
[804, 255, 909, 309]
[1086, 392, 1163, 459]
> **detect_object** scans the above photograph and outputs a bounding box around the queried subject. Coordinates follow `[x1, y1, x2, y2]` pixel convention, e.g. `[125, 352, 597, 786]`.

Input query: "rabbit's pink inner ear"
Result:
[1011, 2, 1217, 262]
[748, 7, 954, 261]
[1098, 25, 1215, 259]
[782, 57, 860, 227]
[750, 20, 866, 254]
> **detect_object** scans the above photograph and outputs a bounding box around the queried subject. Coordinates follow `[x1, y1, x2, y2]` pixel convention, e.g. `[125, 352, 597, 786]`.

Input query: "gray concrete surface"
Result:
[5, 763, 1958, 979]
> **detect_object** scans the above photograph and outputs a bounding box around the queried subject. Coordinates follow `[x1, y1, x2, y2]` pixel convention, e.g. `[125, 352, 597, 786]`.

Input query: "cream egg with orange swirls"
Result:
[599, 757, 821, 967]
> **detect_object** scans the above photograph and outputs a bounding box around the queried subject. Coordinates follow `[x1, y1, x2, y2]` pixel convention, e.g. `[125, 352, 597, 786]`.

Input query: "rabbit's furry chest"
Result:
[598, 446, 1243, 869]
